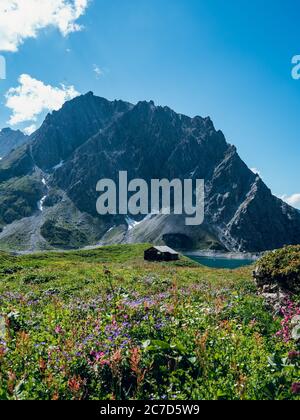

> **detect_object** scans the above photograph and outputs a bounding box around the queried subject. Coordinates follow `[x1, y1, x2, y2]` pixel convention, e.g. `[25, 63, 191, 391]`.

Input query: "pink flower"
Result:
[55, 325, 63, 334]
[276, 300, 300, 342]
[95, 351, 105, 361]
[100, 359, 110, 366]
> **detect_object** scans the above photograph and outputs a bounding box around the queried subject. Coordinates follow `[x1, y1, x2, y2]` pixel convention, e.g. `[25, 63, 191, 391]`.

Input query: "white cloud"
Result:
[5, 74, 79, 125]
[23, 124, 37, 135]
[281, 194, 300, 209]
[93, 64, 104, 79]
[250, 167, 261, 176]
[0, 0, 90, 52]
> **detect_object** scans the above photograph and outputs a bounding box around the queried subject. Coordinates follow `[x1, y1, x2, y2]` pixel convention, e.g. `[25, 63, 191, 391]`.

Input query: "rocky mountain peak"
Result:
[30, 93, 134, 170]
[0, 93, 299, 252]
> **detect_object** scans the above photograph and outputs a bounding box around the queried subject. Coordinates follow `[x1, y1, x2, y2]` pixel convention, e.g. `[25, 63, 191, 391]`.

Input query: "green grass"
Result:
[0, 244, 299, 400]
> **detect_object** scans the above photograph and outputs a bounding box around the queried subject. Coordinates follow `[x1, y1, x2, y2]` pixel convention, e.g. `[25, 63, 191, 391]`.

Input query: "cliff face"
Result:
[0, 93, 299, 252]
[31, 93, 133, 170]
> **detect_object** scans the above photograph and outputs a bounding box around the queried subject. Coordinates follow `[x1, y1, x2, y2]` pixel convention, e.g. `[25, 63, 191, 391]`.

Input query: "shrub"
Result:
[254, 246, 300, 292]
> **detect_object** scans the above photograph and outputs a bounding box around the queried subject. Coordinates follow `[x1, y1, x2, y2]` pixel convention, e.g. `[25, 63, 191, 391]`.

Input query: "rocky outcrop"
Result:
[253, 246, 300, 313]
[254, 246, 300, 292]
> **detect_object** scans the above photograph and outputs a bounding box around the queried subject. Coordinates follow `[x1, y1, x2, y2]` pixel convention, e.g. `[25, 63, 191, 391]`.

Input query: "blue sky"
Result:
[0, 0, 299, 206]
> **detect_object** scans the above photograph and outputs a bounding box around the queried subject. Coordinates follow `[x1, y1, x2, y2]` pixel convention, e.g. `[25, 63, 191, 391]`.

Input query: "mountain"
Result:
[0, 92, 299, 252]
[0, 128, 28, 160]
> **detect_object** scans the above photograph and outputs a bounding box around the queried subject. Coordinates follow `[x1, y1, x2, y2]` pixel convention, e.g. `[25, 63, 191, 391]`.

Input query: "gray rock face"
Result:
[31, 93, 133, 170]
[0, 128, 28, 159]
[0, 92, 300, 252]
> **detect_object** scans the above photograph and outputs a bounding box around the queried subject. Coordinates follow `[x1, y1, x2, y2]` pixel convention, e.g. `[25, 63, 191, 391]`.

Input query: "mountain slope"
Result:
[0, 92, 299, 252]
[0, 128, 28, 159]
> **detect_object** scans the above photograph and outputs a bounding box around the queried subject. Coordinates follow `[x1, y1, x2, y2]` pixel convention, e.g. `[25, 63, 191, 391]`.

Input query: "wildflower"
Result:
[277, 300, 300, 342]
[68, 376, 82, 393]
[18, 331, 30, 344]
[288, 350, 300, 360]
[95, 351, 105, 361]
[68, 375, 85, 399]
[52, 392, 60, 400]
[112, 349, 122, 364]
[130, 347, 141, 375]
[130, 347, 146, 388]
[291, 382, 300, 395]
[110, 349, 122, 377]
[7, 371, 16, 394]
[0, 346, 5, 358]
[55, 325, 63, 334]
[39, 358, 47, 373]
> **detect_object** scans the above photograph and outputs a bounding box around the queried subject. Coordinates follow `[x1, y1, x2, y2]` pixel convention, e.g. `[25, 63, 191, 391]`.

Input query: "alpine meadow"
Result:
[0, 0, 300, 404]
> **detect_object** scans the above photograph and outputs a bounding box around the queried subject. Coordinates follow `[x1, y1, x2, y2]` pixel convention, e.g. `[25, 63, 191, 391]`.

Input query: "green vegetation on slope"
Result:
[0, 244, 299, 400]
[0, 175, 42, 228]
[40, 220, 88, 249]
[0, 145, 33, 184]
[255, 245, 300, 292]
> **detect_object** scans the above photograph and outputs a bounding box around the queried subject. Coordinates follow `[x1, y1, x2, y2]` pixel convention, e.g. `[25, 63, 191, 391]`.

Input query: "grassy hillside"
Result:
[0, 244, 299, 400]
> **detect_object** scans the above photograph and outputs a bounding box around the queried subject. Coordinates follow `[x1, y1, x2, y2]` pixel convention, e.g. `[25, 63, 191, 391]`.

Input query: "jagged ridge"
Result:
[0, 92, 299, 252]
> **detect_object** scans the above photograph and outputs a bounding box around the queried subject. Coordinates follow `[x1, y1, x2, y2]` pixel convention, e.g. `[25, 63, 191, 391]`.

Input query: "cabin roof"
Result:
[147, 246, 179, 255]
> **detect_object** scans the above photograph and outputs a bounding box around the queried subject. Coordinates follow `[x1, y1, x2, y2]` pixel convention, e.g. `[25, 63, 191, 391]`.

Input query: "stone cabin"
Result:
[144, 246, 179, 262]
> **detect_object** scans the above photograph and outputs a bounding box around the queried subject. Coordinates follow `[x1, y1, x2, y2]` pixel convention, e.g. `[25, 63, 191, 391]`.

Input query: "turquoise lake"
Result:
[186, 255, 255, 269]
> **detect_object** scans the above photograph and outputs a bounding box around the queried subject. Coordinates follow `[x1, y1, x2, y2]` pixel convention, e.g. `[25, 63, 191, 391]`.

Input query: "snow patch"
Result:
[106, 226, 115, 234]
[37, 177, 48, 211]
[37, 195, 47, 212]
[126, 214, 155, 231]
[126, 217, 140, 231]
[53, 160, 64, 170]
